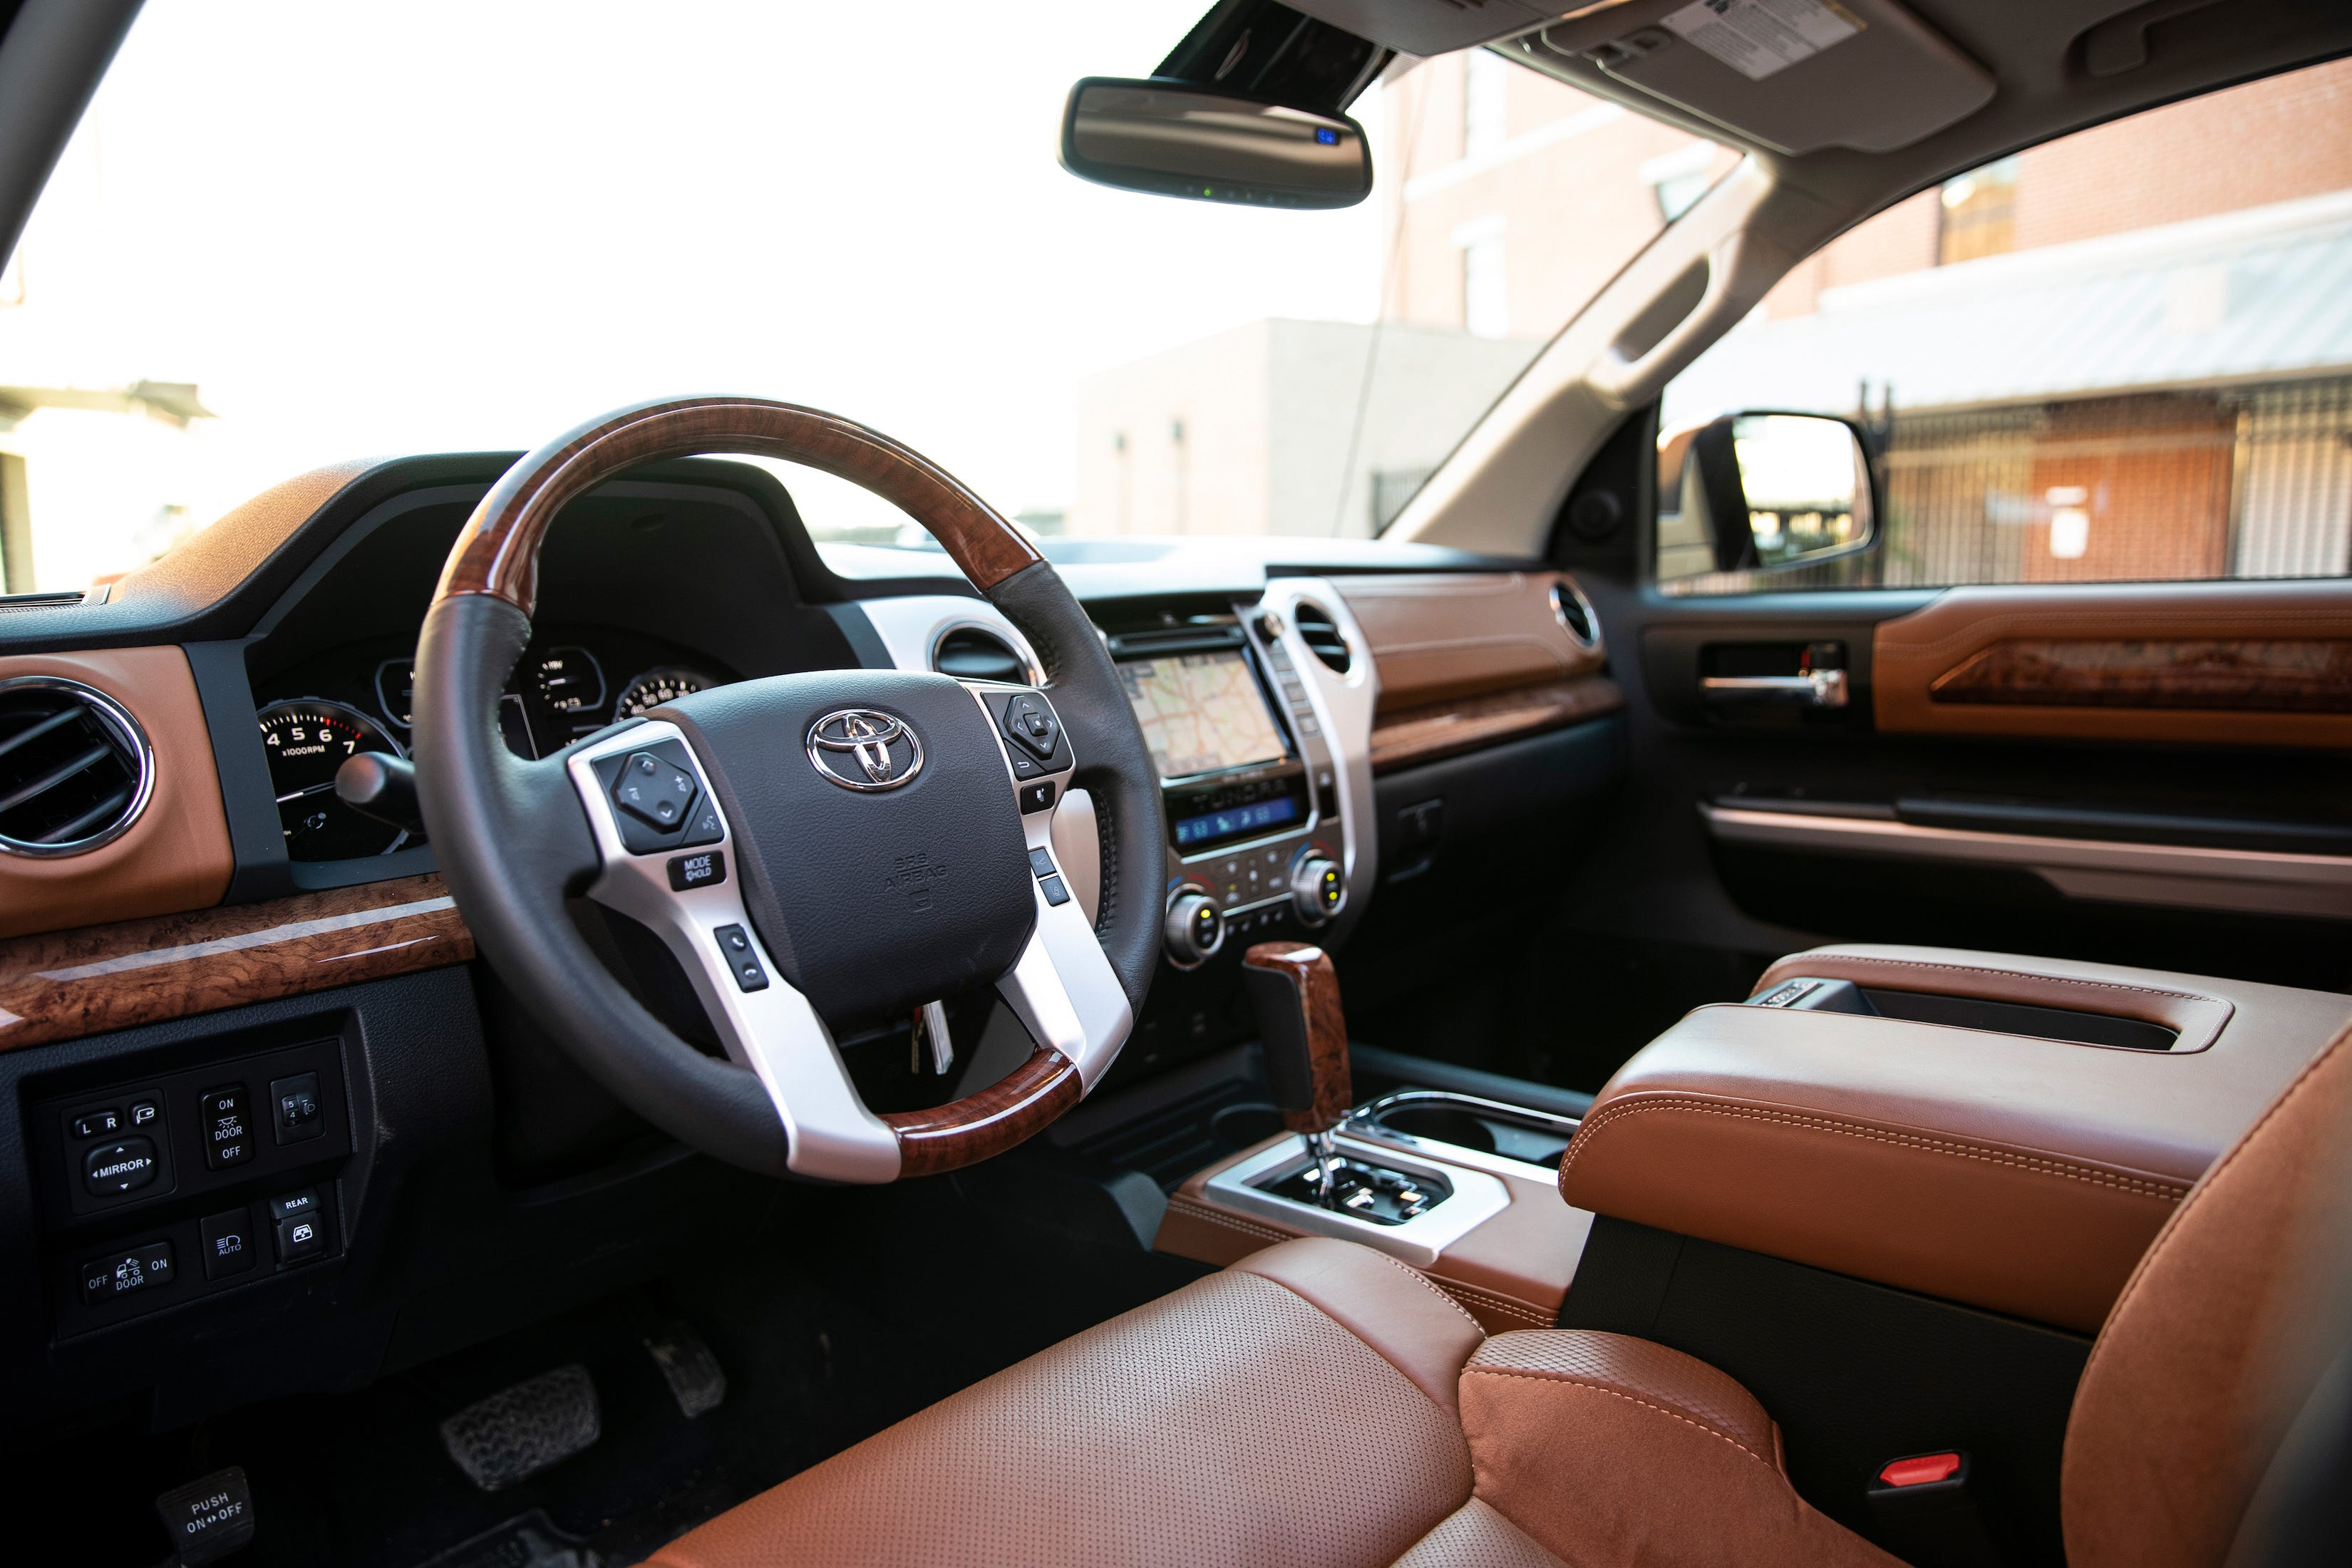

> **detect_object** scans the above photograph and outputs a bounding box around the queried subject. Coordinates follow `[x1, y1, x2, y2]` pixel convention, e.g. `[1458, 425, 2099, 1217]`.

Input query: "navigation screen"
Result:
[1118, 650, 1289, 779]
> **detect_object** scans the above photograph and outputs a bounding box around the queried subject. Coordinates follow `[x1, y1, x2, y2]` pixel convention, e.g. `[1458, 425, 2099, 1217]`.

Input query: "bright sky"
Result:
[1, 0, 1391, 557]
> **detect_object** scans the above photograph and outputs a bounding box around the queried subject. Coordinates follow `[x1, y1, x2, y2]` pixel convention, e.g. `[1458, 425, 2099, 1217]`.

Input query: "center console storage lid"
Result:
[1559, 947, 2351, 1332]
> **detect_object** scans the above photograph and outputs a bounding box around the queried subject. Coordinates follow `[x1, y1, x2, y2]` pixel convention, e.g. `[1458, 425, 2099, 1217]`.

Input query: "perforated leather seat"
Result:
[649, 1020, 2352, 1568]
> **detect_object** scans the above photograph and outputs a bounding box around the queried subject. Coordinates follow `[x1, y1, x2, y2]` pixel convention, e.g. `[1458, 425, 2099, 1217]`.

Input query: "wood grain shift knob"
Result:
[1242, 941, 1351, 1136]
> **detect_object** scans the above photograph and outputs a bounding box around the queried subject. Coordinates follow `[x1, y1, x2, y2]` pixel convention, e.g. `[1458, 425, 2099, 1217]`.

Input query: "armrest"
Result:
[1559, 952, 2350, 1332]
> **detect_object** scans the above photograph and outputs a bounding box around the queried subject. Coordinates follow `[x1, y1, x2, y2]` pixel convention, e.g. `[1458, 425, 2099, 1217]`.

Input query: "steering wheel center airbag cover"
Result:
[657, 671, 1034, 1030]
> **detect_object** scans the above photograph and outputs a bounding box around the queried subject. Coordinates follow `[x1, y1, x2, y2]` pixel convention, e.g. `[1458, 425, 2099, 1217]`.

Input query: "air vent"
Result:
[1292, 602, 1352, 674]
[0, 677, 153, 857]
[932, 624, 1031, 684]
[1550, 579, 1599, 648]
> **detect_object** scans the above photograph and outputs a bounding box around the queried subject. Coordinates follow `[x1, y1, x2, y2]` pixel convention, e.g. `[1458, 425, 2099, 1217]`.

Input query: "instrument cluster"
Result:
[254, 630, 728, 862]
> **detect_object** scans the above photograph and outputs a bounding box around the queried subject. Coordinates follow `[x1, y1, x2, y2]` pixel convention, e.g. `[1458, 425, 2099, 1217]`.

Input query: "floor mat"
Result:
[410, 1510, 600, 1568]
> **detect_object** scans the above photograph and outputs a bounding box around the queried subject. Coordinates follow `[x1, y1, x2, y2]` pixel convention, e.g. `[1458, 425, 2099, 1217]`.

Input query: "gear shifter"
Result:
[1242, 941, 1352, 1204]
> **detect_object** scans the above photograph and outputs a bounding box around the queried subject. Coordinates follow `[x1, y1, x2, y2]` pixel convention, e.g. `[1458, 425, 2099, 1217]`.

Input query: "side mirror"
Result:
[1674, 412, 1878, 574]
[1058, 77, 1372, 210]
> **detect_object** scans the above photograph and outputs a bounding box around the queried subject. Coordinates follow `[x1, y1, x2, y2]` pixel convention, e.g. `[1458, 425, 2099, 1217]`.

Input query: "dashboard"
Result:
[254, 629, 730, 861]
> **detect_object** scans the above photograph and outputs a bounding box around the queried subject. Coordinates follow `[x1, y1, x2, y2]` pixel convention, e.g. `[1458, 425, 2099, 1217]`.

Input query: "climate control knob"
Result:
[1163, 889, 1225, 967]
[1291, 855, 1345, 926]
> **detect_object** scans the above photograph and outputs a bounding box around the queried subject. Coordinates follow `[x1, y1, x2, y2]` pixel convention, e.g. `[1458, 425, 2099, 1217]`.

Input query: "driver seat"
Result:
[648, 1019, 2352, 1568]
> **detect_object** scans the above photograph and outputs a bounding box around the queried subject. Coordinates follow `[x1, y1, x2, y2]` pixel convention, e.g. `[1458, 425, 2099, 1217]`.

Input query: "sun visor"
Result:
[1531, 0, 1994, 155]
[1281, 0, 1574, 58]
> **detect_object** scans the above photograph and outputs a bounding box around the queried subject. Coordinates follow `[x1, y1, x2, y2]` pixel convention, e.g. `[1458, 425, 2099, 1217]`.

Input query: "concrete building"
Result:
[1072, 317, 1537, 539]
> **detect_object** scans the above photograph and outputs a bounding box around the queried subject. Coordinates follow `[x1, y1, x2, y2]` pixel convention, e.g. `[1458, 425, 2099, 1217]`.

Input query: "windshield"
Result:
[0, 4, 1717, 592]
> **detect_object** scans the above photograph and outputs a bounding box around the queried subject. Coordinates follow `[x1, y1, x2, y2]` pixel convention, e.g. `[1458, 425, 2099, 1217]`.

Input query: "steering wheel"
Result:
[411, 397, 1165, 1181]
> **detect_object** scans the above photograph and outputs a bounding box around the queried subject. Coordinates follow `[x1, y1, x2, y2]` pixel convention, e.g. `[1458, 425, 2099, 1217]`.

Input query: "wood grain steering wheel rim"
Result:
[415, 396, 1165, 1180]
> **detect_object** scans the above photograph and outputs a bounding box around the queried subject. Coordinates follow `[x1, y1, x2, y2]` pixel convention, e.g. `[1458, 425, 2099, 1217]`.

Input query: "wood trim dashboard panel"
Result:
[1368, 676, 1625, 774]
[0, 647, 235, 941]
[1333, 570, 1604, 713]
[1874, 582, 2352, 747]
[0, 873, 471, 1052]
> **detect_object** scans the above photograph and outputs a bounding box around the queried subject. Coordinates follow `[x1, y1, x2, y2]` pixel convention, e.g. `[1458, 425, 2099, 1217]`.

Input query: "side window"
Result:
[1655, 58, 2352, 594]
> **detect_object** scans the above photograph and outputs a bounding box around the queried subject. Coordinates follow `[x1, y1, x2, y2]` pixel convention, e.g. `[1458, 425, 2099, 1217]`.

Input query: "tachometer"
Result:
[257, 698, 413, 861]
[614, 667, 713, 720]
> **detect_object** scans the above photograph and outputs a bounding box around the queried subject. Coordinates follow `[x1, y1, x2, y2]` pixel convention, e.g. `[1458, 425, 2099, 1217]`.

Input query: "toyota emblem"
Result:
[806, 708, 924, 791]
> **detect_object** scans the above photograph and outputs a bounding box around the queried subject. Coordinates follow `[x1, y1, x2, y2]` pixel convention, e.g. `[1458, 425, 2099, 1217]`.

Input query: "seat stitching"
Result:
[1561, 1096, 2194, 1200]
[1356, 1247, 1489, 1334]
[2079, 1020, 2352, 1386]
[1438, 1281, 1554, 1326]
[1165, 1197, 1296, 1246]
[1463, 1365, 1773, 1467]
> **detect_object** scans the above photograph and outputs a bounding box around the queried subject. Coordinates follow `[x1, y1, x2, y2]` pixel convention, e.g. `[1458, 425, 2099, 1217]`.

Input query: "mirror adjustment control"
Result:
[83, 1135, 160, 1196]
[81, 1240, 174, 1304]
[72, 1108, 122, 1139]
[200, 1084, 254, 1169]
[128, 1098, 160, 1130]
[714, 924, 768, 992]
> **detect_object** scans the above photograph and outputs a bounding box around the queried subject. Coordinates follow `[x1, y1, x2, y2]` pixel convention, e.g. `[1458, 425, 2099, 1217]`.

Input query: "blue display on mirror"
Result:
[1315, 128, 1339, 145]
[1174, 793, 1300, 846]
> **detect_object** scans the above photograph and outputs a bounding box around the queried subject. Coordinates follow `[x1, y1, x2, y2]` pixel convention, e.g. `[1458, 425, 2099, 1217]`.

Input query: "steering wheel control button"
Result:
[272, 1191, 326, 1265]
[668, 850, 726, 892]
[1018, 780, 1056, 815]
[83, 1136, 160, 1197]
[1027, 847, 1058, 880]
[1040, 875, 1072, 907]
[200, 1084, 255, 1170]
[1001, 693, 1059, 760]
[72, 1108, 123, 1140]
[678, 797, 724, 847]
[81, 1241, 174, 1305]
[714, 924, 770, 992]
[613, 750, 698, 830]
[269, 1072, 324, 1145]
[200, 1208, 259, 1280]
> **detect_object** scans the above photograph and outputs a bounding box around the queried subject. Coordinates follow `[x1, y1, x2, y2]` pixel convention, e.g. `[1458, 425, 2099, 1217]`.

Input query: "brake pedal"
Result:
[644, 1324, 727, 1419]
[439, 1364, 602, 1492]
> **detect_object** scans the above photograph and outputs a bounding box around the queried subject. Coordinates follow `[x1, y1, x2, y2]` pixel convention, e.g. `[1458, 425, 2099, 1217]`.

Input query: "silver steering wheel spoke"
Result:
[958, 682, 1134, 1089]
[564, 721, 901, 1184]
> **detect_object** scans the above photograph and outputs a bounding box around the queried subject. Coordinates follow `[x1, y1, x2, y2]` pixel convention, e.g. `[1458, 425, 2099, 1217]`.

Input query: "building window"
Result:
[1464, 49, 1509, 160]
[1454, 215, 1507, 339]
[1939, 155, 2019, 265]
[1640, 142, 1718, 222]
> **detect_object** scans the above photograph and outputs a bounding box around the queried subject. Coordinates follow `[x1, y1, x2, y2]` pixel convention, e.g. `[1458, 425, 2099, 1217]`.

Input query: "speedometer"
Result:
[257, 698, 413, 861]
[614, 667, 713, 720]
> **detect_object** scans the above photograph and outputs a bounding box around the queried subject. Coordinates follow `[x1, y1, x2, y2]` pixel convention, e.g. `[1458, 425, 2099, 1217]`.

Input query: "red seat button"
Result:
[1878, 1452, 1963, 1488]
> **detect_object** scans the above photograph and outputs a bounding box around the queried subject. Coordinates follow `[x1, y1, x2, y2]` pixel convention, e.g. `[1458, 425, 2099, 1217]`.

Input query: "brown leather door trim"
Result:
[1873, 580, 2352, 747]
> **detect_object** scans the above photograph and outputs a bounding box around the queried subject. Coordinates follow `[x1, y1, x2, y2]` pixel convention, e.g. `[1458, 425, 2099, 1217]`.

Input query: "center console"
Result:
[1103, 582, 1376, 970]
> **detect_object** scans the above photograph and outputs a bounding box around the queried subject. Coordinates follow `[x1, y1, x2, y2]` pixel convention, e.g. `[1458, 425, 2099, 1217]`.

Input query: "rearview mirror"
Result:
[1665, 412, 1877, 574]
[1058, 78, 1372, 210]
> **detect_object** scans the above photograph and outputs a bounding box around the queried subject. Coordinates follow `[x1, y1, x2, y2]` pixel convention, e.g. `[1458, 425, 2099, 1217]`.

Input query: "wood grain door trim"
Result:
[1874, 581, 2352, 747]
[0, 872, 471, 1051]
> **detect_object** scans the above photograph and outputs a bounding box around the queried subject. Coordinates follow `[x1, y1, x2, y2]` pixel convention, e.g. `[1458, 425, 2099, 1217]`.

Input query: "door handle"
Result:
[1701, 670, 1850, 708]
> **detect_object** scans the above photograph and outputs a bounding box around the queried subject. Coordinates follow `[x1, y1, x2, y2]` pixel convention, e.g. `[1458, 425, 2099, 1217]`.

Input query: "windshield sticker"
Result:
[1661, 0, 1864, 82]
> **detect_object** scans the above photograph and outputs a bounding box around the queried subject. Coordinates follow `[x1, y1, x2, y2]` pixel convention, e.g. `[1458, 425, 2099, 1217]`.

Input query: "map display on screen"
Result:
[1118, 651, 1289, 779]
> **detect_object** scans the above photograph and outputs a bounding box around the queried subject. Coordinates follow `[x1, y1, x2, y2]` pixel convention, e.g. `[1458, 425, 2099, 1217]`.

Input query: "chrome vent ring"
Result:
[0, 676, 155, 857]
[1293, 601, 1353, 674]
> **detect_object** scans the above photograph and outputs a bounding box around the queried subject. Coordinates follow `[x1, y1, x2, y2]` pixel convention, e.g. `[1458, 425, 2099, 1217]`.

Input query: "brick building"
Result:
[1383, 49, 2352, 587]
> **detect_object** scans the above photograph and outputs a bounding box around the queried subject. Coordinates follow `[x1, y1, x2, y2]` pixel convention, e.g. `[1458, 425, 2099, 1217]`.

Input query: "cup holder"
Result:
[1351, 1090, 1578, 1172]
[1375, 1105, 1498, 1155]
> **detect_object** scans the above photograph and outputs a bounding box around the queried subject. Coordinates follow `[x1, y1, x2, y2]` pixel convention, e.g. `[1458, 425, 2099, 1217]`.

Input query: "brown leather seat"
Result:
[649, 1020, 2352, 1568]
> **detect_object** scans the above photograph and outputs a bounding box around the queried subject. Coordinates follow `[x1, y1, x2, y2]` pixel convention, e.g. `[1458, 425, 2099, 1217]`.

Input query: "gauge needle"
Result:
[276, 781, 338, 804]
